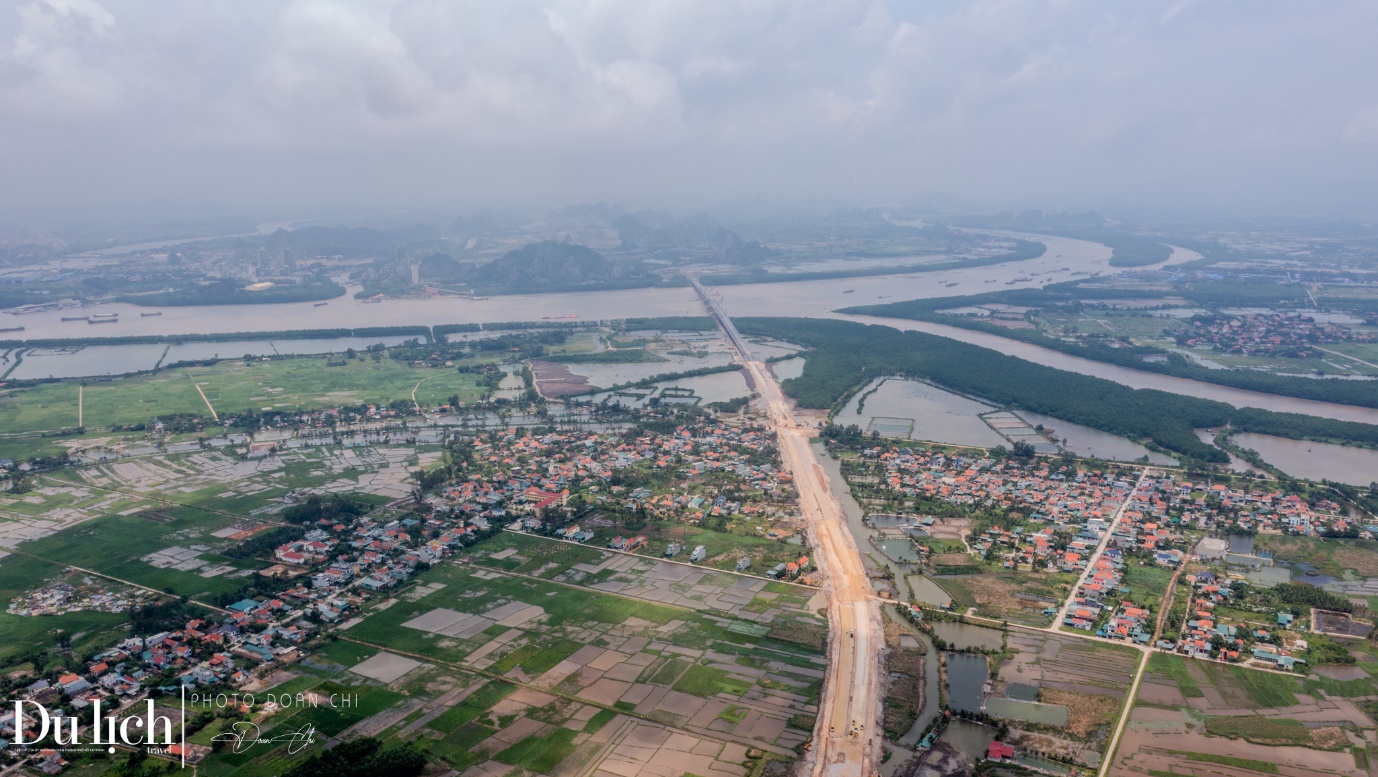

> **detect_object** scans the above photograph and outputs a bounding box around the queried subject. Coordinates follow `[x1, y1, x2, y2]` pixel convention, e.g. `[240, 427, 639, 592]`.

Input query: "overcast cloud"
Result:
[2, 0, 1376, 213]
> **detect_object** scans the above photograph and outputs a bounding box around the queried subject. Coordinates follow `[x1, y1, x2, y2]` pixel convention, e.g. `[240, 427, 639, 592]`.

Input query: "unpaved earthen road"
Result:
[692, 279, 881, 777]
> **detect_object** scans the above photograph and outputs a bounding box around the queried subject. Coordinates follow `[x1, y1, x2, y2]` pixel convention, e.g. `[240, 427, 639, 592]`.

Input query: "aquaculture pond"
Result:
[932, 622, 1003, 651]
[985, 697, 1069, 726]
[945, 652, 989, 713]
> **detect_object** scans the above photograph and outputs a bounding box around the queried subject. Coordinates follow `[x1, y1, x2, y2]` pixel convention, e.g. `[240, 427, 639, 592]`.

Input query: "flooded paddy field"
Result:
[1001, 631, 1138, 699]
[562, 350, 737, 388]
[585, 369, 750, 407]
[834, 377, 1007, 447]
[1114, 652, 1373, 777]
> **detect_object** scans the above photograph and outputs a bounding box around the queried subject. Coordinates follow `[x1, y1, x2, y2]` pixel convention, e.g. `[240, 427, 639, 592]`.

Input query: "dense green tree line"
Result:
[1269, 582, 1354, 613]
[128, 599, 194, 635]
[433, 320, 585, 341]
[621, 316, 715, 330]
[223, 525, 304, 559]
[282, 494, 370, 525]
[735, 317, 1378, 461]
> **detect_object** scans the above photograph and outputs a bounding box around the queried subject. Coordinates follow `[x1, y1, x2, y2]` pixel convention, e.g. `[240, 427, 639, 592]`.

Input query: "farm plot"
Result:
[1115, 653, 1376, 777]
[994, 630, 1140, 752]
[8, 507, 258, 600]
[1002, 631, 1140, 697]
[468, 533, 823, 626]
[346, 550, 823, 755]
[940, 569, 1076, 626]
[410, 694, 756, 777]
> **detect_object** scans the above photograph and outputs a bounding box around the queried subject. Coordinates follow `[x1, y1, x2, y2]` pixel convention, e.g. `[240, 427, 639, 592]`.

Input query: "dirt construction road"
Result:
[693, 280, 881, 777]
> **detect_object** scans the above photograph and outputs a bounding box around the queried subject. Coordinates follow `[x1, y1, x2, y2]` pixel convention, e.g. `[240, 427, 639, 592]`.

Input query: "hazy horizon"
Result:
[3, 0, 1377, 216]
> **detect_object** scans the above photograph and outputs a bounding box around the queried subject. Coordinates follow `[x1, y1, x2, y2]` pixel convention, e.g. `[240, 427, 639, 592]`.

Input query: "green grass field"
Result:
[1201, 662, 1300, 708]
[1167, 750, 1279, 774]
[3, 508, 259, 600]
[0, 354, 492, 437]
[1202, 716, 1333, 749]
[672, 664, 753, 698]
[1123, 564, 1174, 610]
[1146, 652, 1203, 698]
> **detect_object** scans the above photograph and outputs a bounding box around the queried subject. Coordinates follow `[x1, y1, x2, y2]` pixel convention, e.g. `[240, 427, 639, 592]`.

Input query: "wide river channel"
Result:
[10, 231, 1378, 429]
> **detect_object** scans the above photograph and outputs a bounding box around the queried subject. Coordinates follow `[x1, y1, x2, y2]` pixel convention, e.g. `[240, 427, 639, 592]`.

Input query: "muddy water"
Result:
[925, 720, 997, 775]
[931, 622, 1004, 651]
[1018, 410, 1177, 465]
[910, 576, 954, 608]
[769, 356, 805, 381]
[834, 377, 1006, 447]
[945, 652, 989, 713]
[1231, 432, 1378, 487]
[5, 231, 1117, 340]
[1195, 429, 1254, 473]
[10, 344, 166, 378]
[836, 312, 1378, 426]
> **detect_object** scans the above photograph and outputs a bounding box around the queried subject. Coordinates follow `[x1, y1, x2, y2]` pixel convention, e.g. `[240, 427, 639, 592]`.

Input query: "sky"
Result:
[2, 0, 1377, 215]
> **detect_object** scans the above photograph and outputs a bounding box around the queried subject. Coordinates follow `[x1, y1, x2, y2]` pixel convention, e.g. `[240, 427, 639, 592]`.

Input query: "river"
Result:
[836, 313, 1378, 426]
[3, 231, 1116, 339]
[1230, 432, 1378, 486]
[8, 230, 1377, 430]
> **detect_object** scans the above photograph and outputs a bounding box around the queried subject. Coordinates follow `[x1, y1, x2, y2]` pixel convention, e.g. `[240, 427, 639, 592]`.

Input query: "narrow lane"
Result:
[1053, 470, 1149, 627]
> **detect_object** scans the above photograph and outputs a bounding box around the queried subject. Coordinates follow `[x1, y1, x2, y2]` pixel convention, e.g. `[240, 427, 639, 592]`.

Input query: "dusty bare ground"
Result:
[1040, 688, 1119, 739]
[925, 517, 971, 541]
[952, 575, 1026, 619]
[1113, 718, 1361, 777]
[528, 360, 595, 397]
[1009, 730, 1090, 762]
[882, 621, 926, 739]
[1309, 727, 1350, 750]
[933, 552, 972, 566]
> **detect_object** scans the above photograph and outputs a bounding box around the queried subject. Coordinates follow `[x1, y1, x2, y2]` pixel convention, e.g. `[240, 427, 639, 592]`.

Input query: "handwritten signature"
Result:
[212, 722, 317, 754]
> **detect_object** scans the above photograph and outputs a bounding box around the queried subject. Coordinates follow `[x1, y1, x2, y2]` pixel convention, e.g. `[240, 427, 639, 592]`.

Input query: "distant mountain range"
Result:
[417, 240, 661, 293]
[614, 212, 775, 264]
